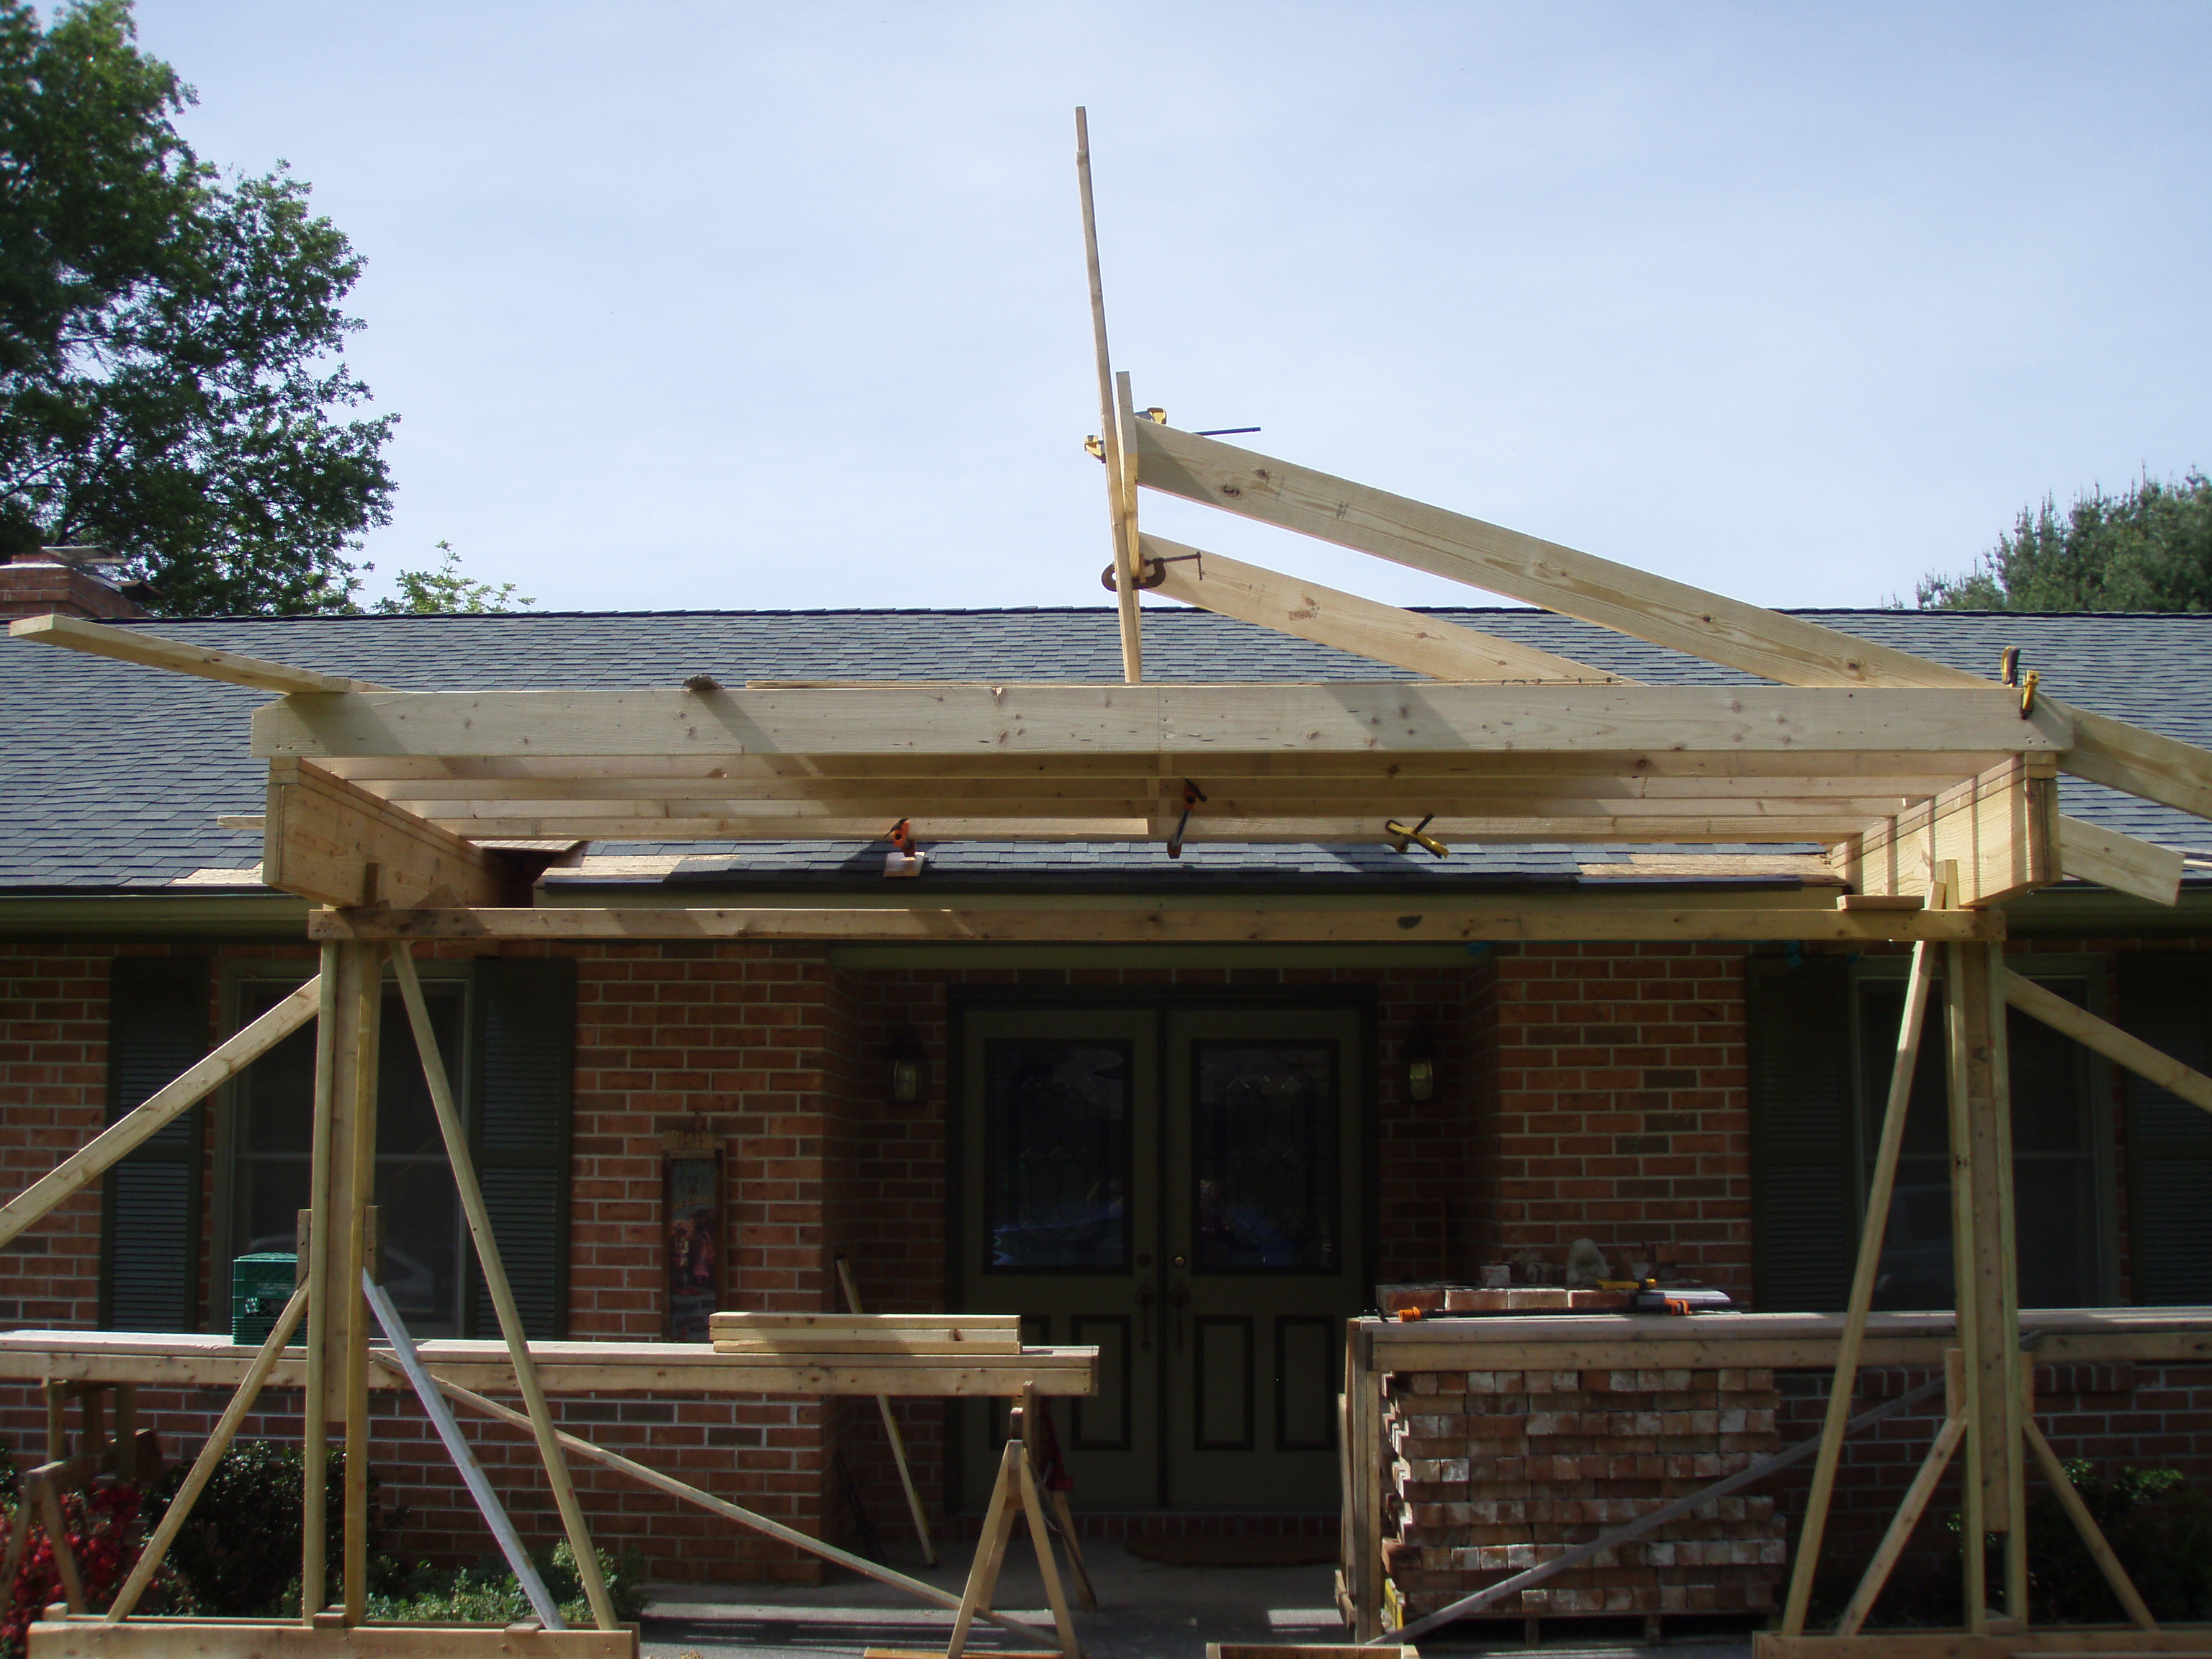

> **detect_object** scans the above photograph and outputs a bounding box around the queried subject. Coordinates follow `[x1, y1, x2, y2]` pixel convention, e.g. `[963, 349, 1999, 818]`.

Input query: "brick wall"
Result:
[1475, 943, 1752, 1297]
[3, 935, 2208, 1593]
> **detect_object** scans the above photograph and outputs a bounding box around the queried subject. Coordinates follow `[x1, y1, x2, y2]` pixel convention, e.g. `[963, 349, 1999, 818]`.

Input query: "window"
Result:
[1746, 956, 2112, 1313]
[101, 959, 210, 1332]
[219, 958, 575, 1340]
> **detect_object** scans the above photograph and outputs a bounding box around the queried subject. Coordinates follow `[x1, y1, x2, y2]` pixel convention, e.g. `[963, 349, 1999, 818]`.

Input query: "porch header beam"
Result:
[303, 903, 2003, 944]
[251, 683, 2067, 762]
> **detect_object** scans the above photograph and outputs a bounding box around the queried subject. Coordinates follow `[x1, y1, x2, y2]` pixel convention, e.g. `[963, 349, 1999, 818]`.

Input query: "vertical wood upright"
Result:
[1943, 940, 2021, 1628]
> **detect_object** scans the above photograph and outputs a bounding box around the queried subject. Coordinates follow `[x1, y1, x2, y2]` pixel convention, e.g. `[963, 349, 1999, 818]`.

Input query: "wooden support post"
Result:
[1781, 939, 1936, 1634]
[1944, 939, 2021, 1632]
[300, 944, 338, 1620]
[36, 1473, 86, 1613]
[1015, 1385, 1079, 1659]
[109, 1386, 135, 1488]
[1347, 1321, 1384, 1641]
[390, 945, 616, 1631]
[107, 1282, 309, 1621]
[43, 1384, 66, 1462]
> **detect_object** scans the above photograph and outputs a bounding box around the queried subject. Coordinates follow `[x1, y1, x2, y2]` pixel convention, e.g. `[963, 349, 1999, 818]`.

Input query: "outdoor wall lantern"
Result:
[887, 1026, 928, 1105]
[1404, 1026, 1438, 1103]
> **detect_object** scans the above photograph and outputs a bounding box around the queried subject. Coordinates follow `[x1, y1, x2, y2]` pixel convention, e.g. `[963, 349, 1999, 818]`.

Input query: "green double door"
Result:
[957, 1004, 1366, 1512]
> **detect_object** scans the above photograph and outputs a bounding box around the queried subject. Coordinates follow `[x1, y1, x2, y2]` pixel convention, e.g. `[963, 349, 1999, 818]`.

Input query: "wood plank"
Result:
[1139, 534, 1624, 683]
[1753, 1630, 2212, 1659]
[265, 760, 509, 909]
[1840, 757, 2059, 907]
[0, 978, 320, 1250]
[30, 1619, 636, 1659]
[303, 904, 2006, 945]
[1074, 107, 1141, 683]
[1128, 421, 1996, 690]
[249, 684, 2065, 763]
[2058, 814, 2185, 907]
[7, 613, 385, 696]
[0, 1331, 1100, 1397]
[1131, 423, 2212, 828]
[2003, 969, 2212, 1115]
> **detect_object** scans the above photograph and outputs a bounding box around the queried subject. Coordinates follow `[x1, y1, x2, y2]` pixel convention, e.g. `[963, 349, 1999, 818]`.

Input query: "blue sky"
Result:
[128, 2, 2212, 616]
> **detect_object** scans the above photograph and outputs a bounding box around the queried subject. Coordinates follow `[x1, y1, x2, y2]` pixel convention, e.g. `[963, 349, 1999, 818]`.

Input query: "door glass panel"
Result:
[983, 1040, 1132, 1272]
[1191, 1041, 1339, 1272]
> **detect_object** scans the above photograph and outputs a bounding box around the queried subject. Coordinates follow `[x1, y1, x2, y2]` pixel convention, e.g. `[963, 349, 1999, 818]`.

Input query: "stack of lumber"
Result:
[1383, 1364, 1786, 1620]
[709, 1313, 1022, 1354]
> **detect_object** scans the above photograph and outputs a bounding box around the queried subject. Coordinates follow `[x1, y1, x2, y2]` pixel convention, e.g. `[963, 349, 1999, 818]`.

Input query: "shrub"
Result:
[145, 1442, 405, 1617]
[2025, 1462, 2212, 1623]
[0, 1486, 153, 1659]
[369, 1542, 649, 1628]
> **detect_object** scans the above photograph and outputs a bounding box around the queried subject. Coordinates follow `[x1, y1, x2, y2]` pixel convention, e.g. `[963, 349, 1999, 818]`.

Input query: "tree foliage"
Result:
[372, 540, 534, 613]
[0, 0, 395, 614]
[1918, 470, 2212, 611]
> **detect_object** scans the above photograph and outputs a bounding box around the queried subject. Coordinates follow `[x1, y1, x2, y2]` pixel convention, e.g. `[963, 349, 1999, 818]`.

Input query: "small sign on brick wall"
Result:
[662, 1129, 724, 1341]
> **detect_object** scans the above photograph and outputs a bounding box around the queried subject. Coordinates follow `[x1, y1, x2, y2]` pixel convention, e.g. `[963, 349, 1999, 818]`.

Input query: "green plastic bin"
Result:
[231, 1252, 298, 1346]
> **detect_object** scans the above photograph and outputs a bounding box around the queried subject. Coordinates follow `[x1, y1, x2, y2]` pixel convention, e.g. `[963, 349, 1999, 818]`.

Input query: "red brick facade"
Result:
[2, 935, 2206, 1590]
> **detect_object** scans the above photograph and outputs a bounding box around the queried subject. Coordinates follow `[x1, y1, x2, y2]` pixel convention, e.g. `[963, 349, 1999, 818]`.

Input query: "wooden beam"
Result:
[1074, 107, 1141, 683]
[2003, 968, 2212, 1115]
[1138, 534, 1624, 683]
[30, 1621, 635, 1659]
[0, 977, 320, 1251]
[1839, 757, 2060, 907]
[265, 759, 509, 909]
[302, 903, 2005, 944]
[1130, 421, 2212, 827]
[1128, 420, 1992, 690]
[2058, 813, 2185, 906]
[251, 684, 2065, 762]
[8, 612, 384, 695]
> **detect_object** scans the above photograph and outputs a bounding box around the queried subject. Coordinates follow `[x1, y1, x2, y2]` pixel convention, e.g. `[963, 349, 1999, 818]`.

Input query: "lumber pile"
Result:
[709, 1313, 1022, 1354]
[1383, 1364, 1786, 1620]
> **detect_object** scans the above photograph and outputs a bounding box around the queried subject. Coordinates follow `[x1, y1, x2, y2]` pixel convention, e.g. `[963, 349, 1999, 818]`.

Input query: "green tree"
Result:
[0, 0, 395, 614]
[372, 541, 534, 613]
[1918, 470, 2212, 611]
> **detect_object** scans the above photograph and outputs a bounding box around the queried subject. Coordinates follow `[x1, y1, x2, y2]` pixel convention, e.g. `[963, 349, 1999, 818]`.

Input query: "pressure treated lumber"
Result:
[2057, 814, 2185, 906]
[1129, 421, 2212, 828]
[0, 976, 319, 1249]
[1139, 534, 1624, 683]
[0, 1328, 1104, 1395]
[410, 1364, 1059, 1648]
[7, 612, 385, 695]
[1781, 941, 1936, 1635]
[249, 683, 2067, 762]
[30, 1621, 636, 1659]
[1840, 757, 2059, 907]
[2003, 969, 2212, 1115]
[265, 759, 508, 909]
[1075, 107, 1141, 683]
[305, 904, 2005, 945]
[107, 1282, 309, 1620]
[391, 945, 616, 1631]
[710, 1311, 1021, 1354]
[1129, 421, 1997, 691]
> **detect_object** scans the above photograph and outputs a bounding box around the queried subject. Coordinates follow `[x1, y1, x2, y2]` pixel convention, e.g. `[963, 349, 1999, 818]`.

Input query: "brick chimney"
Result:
[0, 547, 158, 621]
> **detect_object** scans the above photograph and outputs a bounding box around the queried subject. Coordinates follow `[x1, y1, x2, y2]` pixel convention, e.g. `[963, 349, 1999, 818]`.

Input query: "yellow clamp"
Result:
[1385, 817, 1449, 859]
[2018, 668, 2040, 719]
[1083, 435, 1105, 461]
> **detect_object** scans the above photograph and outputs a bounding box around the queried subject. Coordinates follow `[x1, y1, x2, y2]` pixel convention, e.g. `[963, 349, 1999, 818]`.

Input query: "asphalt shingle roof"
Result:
[4, 606, 2209, 891]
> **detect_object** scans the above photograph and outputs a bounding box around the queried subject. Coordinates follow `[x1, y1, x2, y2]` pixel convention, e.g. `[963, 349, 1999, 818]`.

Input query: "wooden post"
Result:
[1349, 1321, 1384, 1641]
[1074, 105, 1142, 685]
[1781, 938, 1936, 1634]
[1944, 938, 2019, 1632]
[390, 944, 617, 1631]
[300, 942, 340, 1620]
[302, 940, 379, 1624]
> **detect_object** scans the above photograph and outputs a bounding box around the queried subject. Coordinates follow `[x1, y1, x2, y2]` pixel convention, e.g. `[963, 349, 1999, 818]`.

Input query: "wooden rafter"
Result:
[1074, 106, 1141, 683]
[8, 612, 385, 694]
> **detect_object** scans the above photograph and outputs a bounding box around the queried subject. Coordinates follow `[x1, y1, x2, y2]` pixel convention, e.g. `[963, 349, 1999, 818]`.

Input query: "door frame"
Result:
[943, 983, 1380, 1513]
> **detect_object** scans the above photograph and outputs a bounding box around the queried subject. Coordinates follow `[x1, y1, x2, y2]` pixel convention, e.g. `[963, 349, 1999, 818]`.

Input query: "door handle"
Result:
[1137, 1280, 1157, 1352]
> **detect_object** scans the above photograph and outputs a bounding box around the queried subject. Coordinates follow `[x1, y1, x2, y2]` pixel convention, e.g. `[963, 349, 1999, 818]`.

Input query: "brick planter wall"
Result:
[1384, 1362, 1786, 1620]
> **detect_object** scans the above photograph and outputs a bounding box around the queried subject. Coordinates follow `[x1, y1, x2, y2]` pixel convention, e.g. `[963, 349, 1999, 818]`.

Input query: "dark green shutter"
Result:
[2116, 956, 2212, 1305]
[101, 958, 209, 1331]
[1747, 956, 1856, 1312]
[464, 959, 575, 1339]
